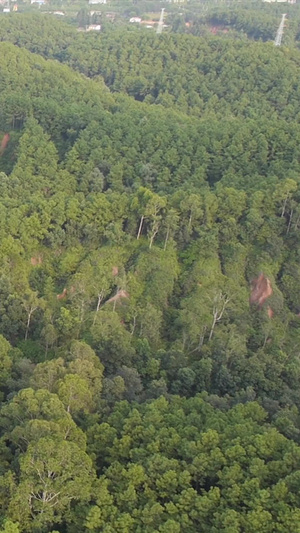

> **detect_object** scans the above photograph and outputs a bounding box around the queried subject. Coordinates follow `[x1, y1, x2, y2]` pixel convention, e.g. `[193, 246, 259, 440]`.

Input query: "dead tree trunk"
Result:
[137, 215, 144, 240]
[149, 222, 160, 249]
[164, 227, 170, 251]
[25, 306, 38, 341]
[93, 290, 105, 326]
[208, 292, 230, 342]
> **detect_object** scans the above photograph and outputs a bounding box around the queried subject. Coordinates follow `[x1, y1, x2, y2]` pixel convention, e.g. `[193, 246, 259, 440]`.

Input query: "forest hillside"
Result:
[0, 13, 300, 533]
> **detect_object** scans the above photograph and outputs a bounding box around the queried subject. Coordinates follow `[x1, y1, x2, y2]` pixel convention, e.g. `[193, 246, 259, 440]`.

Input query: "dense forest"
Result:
[174, 3, 300, 44]
[1, 12, 300, 533]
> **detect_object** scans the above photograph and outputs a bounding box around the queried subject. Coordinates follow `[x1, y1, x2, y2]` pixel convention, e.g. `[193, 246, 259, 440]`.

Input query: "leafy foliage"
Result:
[0, 12, 300, 532]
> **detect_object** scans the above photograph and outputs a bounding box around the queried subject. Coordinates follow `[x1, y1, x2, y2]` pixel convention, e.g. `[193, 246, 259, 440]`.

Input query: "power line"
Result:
[156, 8, 165, 35]
[274, 13, 287, 47]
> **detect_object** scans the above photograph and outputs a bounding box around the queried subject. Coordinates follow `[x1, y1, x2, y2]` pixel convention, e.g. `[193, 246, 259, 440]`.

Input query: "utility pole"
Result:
[156, 8, 165, 35]
[274, 14, 286, 47]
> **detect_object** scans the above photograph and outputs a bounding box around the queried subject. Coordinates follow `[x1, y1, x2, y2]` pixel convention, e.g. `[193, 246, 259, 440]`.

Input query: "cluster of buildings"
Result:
[0, 0, 108, 13]
[263, 0, 296, 3]
[1, 2, 18, 12]
[129, 17, 168, 29]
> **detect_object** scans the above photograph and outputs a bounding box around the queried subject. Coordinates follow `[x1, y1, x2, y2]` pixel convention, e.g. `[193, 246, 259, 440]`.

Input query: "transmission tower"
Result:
[274, 14, 287, 47]
[156, 8, 165, 35]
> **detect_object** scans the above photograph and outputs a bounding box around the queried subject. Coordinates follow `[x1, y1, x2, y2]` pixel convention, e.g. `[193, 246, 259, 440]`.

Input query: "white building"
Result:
[87, 24, 101, 30]
[88, 0, 107, 4]
[130, 17, 141, 23]
[263, 0, 296, 3]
